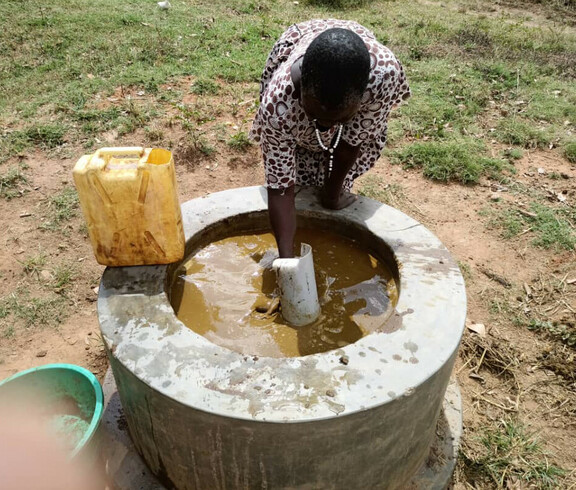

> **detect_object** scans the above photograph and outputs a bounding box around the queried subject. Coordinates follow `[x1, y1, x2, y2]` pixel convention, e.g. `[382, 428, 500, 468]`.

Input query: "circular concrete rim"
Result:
[98, 186, 467, 422]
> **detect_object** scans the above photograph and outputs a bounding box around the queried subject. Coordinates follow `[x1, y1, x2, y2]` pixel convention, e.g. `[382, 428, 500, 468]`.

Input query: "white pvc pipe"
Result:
[272, 243, 321, 327]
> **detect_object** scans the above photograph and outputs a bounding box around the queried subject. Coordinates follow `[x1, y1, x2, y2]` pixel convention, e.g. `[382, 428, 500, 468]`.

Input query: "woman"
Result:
[250, 19, 410, 258]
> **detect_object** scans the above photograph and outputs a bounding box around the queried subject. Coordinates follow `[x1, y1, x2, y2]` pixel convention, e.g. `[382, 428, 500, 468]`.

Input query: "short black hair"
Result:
[301, 28, 370, 110]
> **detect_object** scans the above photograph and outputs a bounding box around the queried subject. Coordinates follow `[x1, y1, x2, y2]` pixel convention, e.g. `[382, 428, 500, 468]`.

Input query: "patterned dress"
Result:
[250, 19, 411, 191]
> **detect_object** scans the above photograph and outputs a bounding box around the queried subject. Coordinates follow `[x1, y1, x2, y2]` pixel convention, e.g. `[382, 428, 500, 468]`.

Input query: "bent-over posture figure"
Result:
[250, 19, 410, 258]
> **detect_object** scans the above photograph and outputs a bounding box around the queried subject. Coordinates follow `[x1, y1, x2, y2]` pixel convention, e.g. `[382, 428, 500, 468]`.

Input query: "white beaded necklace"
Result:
[314, 121, 343, 175]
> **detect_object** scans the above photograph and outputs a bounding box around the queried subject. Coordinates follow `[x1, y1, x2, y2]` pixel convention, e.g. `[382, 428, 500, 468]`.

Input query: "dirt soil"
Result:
[1, 50, 575, 490]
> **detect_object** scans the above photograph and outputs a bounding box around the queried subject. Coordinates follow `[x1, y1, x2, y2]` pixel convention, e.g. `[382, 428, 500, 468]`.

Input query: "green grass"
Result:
[519, 79, 576, 125]
[458, 261, 473, 282]
[176, 101, 219, 126]
[483, 202, 576, 250]
[461, 418, 565, 489]
[305, 0, 373, 8]
[495, 119, 555, 149]
[175, 103, 217, 158]
[502, 147, 523, 161]
[41, 187, 79, 232]
[0, 164, 28, 199]
[0, 125, 66, 163]
[564, 141, 576, 163]
[0, 0, 280, 116]
[227, 130, 252, 151]
[0, 292, 66, 329]
[191, 79, 220, 96]
[19, 252, 48, 276]
[24, 124, 67, 148]
[51, 263, 77, 290]
[0, 0, 573, 177]
[528, 319, 576, 348]
[396, 59, 491, 139]
[391, 139, 512, 184]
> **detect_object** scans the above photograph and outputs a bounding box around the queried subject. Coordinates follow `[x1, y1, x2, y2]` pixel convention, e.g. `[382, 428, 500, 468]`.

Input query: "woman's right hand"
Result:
[321, 189, 357, 210]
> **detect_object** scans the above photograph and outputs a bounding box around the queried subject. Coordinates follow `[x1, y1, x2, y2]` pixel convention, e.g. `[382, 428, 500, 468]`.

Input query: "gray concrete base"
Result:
[101, 368, 462, 490]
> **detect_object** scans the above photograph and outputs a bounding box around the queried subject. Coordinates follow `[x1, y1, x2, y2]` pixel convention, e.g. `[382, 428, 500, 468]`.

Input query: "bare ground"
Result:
[1, 70, 575, 490]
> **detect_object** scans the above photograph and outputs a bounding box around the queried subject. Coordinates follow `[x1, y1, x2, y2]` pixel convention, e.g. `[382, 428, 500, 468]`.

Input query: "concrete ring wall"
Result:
[98, 186, 467, 490]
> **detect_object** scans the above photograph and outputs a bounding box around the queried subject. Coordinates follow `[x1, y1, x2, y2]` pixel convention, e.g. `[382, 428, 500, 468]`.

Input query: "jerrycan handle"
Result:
[95, 147, 145, 163]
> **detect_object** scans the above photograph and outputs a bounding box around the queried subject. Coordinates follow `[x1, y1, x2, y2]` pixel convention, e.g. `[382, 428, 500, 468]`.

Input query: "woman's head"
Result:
[301, 28, 370, 125]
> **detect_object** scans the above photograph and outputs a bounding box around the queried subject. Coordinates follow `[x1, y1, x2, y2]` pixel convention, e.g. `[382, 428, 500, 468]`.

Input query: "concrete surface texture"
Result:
[97, 186, 467, 489]
[100, 370, 463, 490]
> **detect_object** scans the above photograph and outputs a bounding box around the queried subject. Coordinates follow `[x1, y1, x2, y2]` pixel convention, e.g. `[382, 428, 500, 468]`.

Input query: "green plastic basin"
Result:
[0, 363, 104, 460]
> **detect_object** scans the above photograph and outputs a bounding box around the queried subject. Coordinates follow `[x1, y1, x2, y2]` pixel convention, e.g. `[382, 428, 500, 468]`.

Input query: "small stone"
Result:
[339, 355, 349, 365]
[466, 322, 486, 337]
[36, 350, 47, 358]
[39, 270, 53, 282]
[326, 389, 336, 397]
[490, 193, 500, 201]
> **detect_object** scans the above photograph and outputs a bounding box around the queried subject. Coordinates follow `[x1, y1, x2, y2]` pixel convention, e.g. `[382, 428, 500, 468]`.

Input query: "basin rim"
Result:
[98, 186, 467, 422]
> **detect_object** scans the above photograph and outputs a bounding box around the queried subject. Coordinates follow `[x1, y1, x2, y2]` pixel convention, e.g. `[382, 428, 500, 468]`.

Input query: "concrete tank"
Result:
[98, 186, 467, 489]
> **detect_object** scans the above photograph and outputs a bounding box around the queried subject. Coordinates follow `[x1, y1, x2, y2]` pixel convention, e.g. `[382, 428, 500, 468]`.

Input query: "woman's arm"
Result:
[267, 185, 296, 258]
[321, 139, 361, 210]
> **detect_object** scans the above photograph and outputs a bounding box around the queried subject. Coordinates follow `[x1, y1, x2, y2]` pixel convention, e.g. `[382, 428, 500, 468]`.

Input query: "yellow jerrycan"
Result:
[73, 147, 185, 266]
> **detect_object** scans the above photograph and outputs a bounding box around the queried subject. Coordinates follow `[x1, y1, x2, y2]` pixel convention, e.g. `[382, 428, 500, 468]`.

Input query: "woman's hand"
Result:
[321, 189, 357, 210]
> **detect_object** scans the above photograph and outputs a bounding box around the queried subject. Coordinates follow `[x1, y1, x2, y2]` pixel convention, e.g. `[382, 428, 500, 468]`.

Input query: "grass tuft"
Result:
[20, 252, 48, 276]
[495, 119, 554, 149]
[303, 0, 372, 8]
[24, 124, 66, 148]
[528, 319, 576, 348]
[461, 418, 565, 489]
[483, 202, 576, 250]
[51, 263, 77, 290]
[0, 293, 66, 329]
[391, 139, 511, 184]
[227, 130, 252, 151]
[191, 79, 220, 96]
[41, 187, 79, 232]
[502, 148, 523, 161]
[0, 165, 28, 199]
[564, 141, 576, 163]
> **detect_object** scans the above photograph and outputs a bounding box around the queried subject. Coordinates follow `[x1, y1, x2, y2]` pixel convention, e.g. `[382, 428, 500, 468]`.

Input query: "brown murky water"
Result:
[170, 229, 398, 357]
